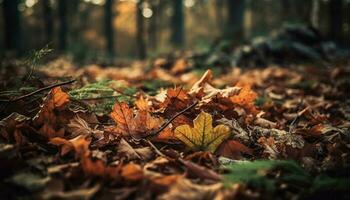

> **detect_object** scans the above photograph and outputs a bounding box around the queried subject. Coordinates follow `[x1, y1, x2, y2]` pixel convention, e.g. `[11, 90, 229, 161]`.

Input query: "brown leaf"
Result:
[216, 140, 253, 159]
[179, 158, 221, 181]
[159, 178, 222, 200]
[110, 102, 162, 137]
[118, 138, 153, 160]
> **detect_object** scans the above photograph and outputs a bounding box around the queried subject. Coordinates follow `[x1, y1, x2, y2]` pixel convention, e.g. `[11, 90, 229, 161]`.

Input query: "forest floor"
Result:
[0, 56, 350, 200]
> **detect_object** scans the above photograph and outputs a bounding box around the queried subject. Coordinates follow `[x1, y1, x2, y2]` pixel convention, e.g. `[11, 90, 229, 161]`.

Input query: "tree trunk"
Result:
[226, 0, 245, 39]
[136, 0, 146, 59]
[329, 0, 343, 43]
[148, 0, 159, 50]
[42, 0, 53, 45]
[281, 0, 291, 21]
[58, 0, 67, 51]
[2, 0, 22, 54]
[311, 0, 320, 29]
[171, 0, 185, 47]
[105, 0, 115, 57]
[215, 0, 225, 33]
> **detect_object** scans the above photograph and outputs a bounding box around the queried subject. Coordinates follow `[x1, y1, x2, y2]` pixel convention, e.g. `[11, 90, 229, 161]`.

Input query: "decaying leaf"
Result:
[230, 84, 259, 115]
[216, 140, 253, 159]
[33, 87, 71, 139]
[189, 69, 241, 103]
[159, 178, 223, 200]
[110, 102, 162, 137]
[254, 126, 305, 149]
[174, 111, 230, 152]
[118, 138, 153, 160]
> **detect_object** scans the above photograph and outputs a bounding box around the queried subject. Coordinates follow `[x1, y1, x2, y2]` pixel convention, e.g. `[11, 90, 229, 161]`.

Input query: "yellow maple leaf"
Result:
[174, 111, 230, 152]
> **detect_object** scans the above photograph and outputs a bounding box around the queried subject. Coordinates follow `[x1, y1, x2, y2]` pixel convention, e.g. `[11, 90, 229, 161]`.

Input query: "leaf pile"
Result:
[0, 59, 350, 200]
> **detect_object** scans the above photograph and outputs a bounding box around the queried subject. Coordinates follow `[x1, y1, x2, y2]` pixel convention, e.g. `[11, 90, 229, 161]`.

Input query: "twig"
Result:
[75, 95, 122, 101]
[0, 79, 76, 103]
[146, 101, 198, 138]
[144, 139, 168, 158]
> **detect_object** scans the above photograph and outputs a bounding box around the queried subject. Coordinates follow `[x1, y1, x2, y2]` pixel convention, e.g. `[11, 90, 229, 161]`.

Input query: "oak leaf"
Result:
[174, 111, 230, 152]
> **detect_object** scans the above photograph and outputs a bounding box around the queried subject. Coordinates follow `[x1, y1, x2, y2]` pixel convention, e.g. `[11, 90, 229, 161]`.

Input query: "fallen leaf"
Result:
[118, 138, 153, 160]
[110, 102, 162, 137]
[52, 87, 70, 107]
[159, 178, 222, 200]
[179, 158, 222, 181]
[174, 111, 230, 152]
[216, 140, 253, 159]
[121, 163, 144, 181]
[230, 84, 259, 115]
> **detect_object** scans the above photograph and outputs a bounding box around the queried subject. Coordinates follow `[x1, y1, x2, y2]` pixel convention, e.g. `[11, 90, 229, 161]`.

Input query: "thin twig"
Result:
[145, 139, 168, 158]
[75, 95, 122, 101]
[146, 101, 198, 138]
[0, 79, 76, 103]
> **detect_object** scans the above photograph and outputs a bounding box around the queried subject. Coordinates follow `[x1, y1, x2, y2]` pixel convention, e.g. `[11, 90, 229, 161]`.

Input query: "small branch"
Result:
[75, 95, 121, 101]
[0, 79, 76, 103]
[146, 101, 198, 138]
[144, 139, 168, 158]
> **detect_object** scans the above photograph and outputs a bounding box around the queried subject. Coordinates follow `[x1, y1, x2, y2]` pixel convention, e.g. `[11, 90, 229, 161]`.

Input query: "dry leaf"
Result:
[121, 163, 144, 181]
[216, 140, 253, 159]
[110, 102, 162, 137]
[230, 84, 259, 115]
[118, 138, 153, 160]
[174, 111, 230, 152]
[52, 87, 70, 107]
[159, 178, 222, 200]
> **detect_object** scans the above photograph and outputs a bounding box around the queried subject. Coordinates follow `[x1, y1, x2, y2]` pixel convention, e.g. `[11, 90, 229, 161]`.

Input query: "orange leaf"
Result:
[110, 102, 163, 137]
[121, 163, 144, 181]
[52, 87, 70, 107]
[135, 96, 150, 111]
[110, 102, 134, 135]
[230, 84, 259, 115]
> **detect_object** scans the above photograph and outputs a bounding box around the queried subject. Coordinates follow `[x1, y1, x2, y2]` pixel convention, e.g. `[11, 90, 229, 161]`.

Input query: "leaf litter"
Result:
[0, 58, 350, 199]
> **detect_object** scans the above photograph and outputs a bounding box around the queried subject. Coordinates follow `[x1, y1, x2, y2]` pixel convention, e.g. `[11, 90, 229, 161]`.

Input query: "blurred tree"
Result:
[148, 0, 159, 50]
[329, 0, 343, 43]
[215, 0, 225, 32]
[311, 0, 320, 29]
[226, 0, 245, 40]
[136, 0, 146, 59]
[2, 0, 22, 55]
[105, 0, 115, 57]
[58, 0, 67, 51]
[42, 0, 53, 45]
[171, 0, 185, 47]
[281, 0, 291, 21]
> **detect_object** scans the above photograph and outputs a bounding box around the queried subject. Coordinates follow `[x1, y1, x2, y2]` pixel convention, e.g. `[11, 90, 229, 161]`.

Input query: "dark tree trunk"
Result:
[215, 0, 225, 33]
[329, 0, 343, 43]
[136, 0, 146, 59]
[148, 0, 159, 50]
[226, 0, 245, 39]
[58, 0, 68, 51]
[2, 0, 22, 54]
[42, 0, 53, 45]
[281, 0, 291, 21]
[171, 0, 185, 47]
[311, 0, 320, 29]
[105, 0, 115, 57]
